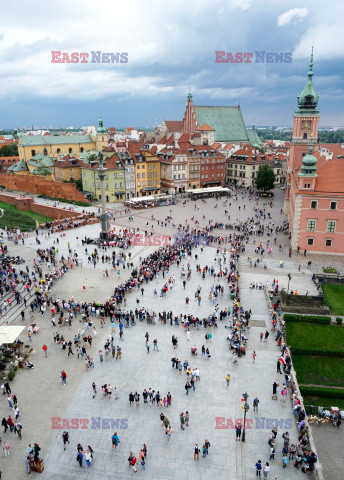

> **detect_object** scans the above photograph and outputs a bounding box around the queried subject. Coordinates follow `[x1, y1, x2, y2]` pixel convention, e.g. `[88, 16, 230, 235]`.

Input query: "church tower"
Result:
[95, 114, 109, 151]
[289, 46, 320, 171]
[182, 92, 198, 133]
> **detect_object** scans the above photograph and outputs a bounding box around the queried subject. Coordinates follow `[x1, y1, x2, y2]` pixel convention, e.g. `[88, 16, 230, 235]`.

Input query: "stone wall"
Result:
[0, 173, 90, 203]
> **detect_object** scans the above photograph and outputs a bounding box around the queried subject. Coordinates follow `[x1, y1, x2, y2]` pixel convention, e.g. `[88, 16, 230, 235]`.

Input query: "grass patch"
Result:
[0, 201, 52, 229]
[303, 396, 344, 410]
[322, 284, 344, 316]
[37, 194, 90, 207]
[322, 267, 337, 274]
[286, 323, 344, 353]
[292, 355, 344, 387]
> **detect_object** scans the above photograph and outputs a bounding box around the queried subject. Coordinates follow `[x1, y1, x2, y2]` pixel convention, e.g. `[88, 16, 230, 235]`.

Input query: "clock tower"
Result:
[289, 46, 320, 171]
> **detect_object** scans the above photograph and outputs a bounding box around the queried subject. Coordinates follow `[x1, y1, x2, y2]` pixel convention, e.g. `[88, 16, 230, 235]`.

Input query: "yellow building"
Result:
[18, 116, 108, 162]
[54, 155, 86, 181]
[127, 144, 161, 197]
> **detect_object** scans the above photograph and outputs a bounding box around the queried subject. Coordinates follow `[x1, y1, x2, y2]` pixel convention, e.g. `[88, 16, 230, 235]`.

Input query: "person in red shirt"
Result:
[42, 344, 48, 357]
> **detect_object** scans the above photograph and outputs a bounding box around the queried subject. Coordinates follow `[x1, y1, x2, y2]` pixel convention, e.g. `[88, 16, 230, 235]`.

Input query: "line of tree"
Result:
[0, 144, 18, 157]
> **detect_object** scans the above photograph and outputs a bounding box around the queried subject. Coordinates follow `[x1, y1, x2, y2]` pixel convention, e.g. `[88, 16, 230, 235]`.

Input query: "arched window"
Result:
[303, 133, 307, 139]
[31, 149, 35, 156]
[57, 148, 61, 154]
[69, 148, 72, 153]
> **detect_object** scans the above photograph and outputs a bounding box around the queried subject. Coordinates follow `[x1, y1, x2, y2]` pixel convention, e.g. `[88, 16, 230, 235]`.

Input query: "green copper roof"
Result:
[247, 128, 262, 146]
[8, 158, 28, 172]
[20, 135, 94, 146]
[194, 106, 249, 142]
[97, 114, 107, 134]
[296, 46, 319, 114]
[299, 145, 317, 176]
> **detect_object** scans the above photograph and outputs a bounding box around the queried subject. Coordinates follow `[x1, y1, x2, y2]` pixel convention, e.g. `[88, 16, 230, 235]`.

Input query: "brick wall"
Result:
[0, 192, 84, 220]
[0, 173, 90, 203]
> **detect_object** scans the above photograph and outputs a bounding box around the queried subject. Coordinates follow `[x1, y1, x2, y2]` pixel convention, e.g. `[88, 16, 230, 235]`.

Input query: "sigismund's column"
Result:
[96, 152, 110, 240]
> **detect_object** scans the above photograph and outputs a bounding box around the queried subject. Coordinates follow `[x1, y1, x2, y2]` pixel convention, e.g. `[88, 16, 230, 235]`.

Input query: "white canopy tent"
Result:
[0, 326, 25, 346]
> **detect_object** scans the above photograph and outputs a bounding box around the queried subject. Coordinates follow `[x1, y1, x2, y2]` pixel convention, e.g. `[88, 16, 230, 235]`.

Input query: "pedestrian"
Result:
[272, 381, 279, 395]
[253, 396, 260, 412]
[166, 425, 172, 441]
[25, 456, 31, 474]
[269, 445, 275, 460]
[204, 439, 211, 456]
[61, 370, 67, 385]
[146, 343, 150, 354]
[85, 450, 92, 467]
[180, 413, 185, 430]
[252, 351, 257, 363]
[263, 462, 270, 478]
[153, 338, 159, 351]
[42, 344, 48, 357]
[256, 460, 262, 477]
[14, 421, 22, 439]
[226, 373, 231, 387]
[92, 382, 96, 398]
[185, 411, 189, 427]
[277, 360, 282, 374]
[62, 431, 69, 450]
[282, 454, 288, 468]
[235, 422, 242, 441]
[194, 443, 200, 461]
[111, 432, 119, 449]
[2, 417, 8, 433]
[3, 442, 10, 456]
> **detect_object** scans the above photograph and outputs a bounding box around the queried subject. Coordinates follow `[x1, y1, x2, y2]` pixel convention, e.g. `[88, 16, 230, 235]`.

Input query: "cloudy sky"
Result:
[1, 0, 343, 129]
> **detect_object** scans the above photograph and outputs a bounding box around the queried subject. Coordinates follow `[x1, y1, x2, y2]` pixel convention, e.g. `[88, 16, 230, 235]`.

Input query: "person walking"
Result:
[153, 338, 159, 352]
[226, 374, 231, 387]
[253, 396, 260, 412]
[194, 443, 200, 461]
[235, 422, 242, 441]
[61, 370, 67, 385]
[263, 462, 270, 478]
[204, 439, 211, 456]
[14, 421, 22, 439]
[180, 413, 185, 430]
[146, 343, 150, 354]
[166, 425, 172, 441]
[3, 441, 10, 456]
[42, 344, 48, 357]
[252, 351, 257, 363]
[92, 382, 96, 399]
[255, 460, 262, 477]
[185, 411, 189, 427]
[111, 432, 119, 450]
[2, 417, 8, 434]
[62, 431, 69, 450]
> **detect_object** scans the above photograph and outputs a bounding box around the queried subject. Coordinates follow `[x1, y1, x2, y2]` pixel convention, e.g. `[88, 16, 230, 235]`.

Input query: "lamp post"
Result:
[287, 273, 292, 295]
[96, 152, 110, 240]
[241, 392, 249, 443]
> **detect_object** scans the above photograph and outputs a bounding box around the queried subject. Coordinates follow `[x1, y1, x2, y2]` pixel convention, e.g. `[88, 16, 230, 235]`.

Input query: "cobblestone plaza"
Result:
[0, 190, 342, 479]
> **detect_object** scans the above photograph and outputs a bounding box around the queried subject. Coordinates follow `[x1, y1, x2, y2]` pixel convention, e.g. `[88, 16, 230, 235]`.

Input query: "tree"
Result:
[255, 164, 275, 192]
[0, 144, 18, 157]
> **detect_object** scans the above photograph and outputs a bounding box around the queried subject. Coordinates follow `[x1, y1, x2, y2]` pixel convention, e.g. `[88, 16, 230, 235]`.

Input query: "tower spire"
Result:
[308, 45, 314, 79]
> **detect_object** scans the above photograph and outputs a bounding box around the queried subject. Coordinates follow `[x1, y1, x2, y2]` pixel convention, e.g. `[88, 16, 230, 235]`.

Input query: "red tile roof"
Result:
[165, 121, 183, 132]
[198, 123, 215, 131]
[54, 155, 87, 168]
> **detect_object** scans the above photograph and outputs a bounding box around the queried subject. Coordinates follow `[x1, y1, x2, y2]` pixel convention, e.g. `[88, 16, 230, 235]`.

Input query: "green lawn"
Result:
[322, 283, 344, 316]
[292, 355, 344, 387]
[286, 323, 344, 352]
[303, 396, 344, 410]
[0, 201, 52, 231]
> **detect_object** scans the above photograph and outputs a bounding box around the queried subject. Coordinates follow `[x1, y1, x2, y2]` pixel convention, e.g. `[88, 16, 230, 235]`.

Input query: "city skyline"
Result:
[1, 0, 344, 128]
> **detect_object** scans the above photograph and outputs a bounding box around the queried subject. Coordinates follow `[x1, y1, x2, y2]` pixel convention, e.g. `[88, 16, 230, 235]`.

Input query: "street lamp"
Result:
[287, 273, 292, 295]
[241, 392, 250, 443]
[96, 152, 110, 240]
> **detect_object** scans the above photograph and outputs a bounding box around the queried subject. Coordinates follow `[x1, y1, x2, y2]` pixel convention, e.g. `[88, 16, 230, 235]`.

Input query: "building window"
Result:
[304, 183, 310, 188]
[31, 150, 35, 156]
[307, 219, 316, 231]
[310, 200, 318, 209]
[330, 201, 337, 210]
[137, 173, 140, 179]
[325, 239, 332, 247]
[303, 133, 307, 139]
[80, 147, 84, 153]
[307, 238, 314, 246]
[327, 220, 336, 233]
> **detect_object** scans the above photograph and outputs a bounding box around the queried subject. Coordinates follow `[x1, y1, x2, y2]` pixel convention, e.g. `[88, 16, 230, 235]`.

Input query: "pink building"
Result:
[286, 48, 344, 255]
